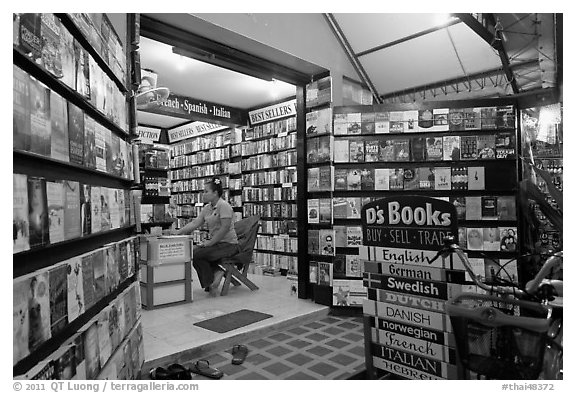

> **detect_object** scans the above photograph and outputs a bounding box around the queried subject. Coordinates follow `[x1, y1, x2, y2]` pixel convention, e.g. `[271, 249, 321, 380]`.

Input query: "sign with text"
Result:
[140, 92, 246, 126]
[168, 122, 229, 143]
[136, 126, 162, 143]
[248, 99, 297, 126]
[361, 196, 458, 251]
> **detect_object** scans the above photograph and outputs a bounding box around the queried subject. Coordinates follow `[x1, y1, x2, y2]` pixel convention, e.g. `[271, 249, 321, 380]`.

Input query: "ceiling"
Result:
[137, 13, 560, 129]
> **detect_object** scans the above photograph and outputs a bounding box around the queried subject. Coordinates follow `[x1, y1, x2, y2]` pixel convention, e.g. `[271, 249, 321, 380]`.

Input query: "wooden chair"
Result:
[219, 215, 260, 296]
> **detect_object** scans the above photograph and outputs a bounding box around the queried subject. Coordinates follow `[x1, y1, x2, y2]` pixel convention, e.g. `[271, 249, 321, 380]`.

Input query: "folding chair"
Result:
[219, 215, 260, 296]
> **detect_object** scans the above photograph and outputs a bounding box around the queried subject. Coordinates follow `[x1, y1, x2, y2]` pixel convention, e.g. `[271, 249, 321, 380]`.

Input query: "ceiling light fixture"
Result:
[172, 46, 274, 82]
[136, 68, 170, 110]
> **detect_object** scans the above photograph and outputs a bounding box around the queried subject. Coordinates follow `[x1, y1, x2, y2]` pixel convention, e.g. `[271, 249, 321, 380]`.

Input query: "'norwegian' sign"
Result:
[361, 196, 458, 251]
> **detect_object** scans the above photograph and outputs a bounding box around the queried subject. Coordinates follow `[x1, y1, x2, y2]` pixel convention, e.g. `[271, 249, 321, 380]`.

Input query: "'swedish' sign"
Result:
[361, 196, 458, 251]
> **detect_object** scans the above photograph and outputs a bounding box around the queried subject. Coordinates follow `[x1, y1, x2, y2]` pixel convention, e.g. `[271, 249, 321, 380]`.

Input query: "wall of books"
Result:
[305, 76, 374, 307]
[245, 99, 299, 278]
[13, 13, 144, 379]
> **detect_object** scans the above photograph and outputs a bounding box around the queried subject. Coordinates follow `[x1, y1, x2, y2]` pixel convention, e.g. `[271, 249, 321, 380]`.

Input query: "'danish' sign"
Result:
[361, 196, 458, 251]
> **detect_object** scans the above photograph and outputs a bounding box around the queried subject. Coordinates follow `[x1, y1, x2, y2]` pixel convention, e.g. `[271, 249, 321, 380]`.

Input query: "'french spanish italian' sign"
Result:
[361, 196, 458, 251]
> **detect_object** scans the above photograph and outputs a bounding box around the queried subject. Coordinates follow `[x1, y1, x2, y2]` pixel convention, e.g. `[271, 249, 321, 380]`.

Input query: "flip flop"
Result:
[231, 344, 248, 365]
[167, 363, 192, 380]
[149, 366, 173, 380]
[189, 360, 223, 379]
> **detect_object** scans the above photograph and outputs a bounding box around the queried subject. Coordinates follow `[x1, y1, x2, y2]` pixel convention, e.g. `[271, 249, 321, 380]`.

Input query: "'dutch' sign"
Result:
[361, 196, 458, 251]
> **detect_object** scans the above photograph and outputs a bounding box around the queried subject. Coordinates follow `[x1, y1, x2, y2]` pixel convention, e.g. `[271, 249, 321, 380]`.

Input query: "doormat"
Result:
[194, 309, 273, 333]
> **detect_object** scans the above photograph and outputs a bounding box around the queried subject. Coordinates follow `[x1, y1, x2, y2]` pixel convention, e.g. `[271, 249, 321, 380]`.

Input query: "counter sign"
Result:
[361, 196, 458, 251]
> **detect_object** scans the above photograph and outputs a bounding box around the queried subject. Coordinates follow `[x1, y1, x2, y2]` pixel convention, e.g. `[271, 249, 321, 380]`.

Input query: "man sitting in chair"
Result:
[173, 177, 239, 296]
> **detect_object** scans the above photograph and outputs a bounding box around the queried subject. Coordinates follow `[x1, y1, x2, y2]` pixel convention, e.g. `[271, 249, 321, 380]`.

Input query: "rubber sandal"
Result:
[167, 363, 192, 380]
[189, 360, 224, 379]
[231, 345, 248, 365]
[149, 366, 173, 380]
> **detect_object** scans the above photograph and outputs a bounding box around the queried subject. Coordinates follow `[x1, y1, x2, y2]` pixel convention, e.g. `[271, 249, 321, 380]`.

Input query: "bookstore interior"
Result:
[13, 13, 563, 381]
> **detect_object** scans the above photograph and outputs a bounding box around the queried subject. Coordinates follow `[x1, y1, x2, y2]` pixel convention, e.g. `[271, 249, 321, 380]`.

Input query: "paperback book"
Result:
[90, 186, 101, 234]
[333, 139, 349, 163]
[319, 198, 333, 224]
[464, 107, 482, 130]
[333, 255, 346, 278]
[307, 137, 319, 163]
[28, 176, 50, 248]
[402, 168, 419, 191]
[483, 227, 501, 251]
[465, 196, 482, 221]
[318, 166, 333, 191]
[364, 140, 380, 162]
[349, 140, 365, 162]
[100, 187, 111, 231]
[379, 140, 396, 161]
[333, 114, 348, 135]
[83, 115, 97, 169]
[374, 168, 390, 190]
[346, 226, 362, 247]
[347, 169, 361, 191]
[92, 249, 106, 302]
[495, 132, 516, 159]
[404, 110, 419, 132]
[317, 261, 333, 286]
[425, 137, 443, 161]
[375, 111, 390, 134]
[26, 271, 52, 353]
[411, 137, 426, 161]
[448, 108, 465, 131]
[477, 134, 496, 159]
[460, 135, 478, 160]
[346, 198, 362, 219]
[361, 112, 376, 134]
[481, 107, 497, 129]
[499, 227, 518, 252]
[468, 166, 486, 190]
[497, 196, 516, 220]
[389, 168, 404, 190]
[66, 256, 84, 323]
[347, 113, 361, 134]
[13, 173, 30, 253]
[319, 229, 336, 256]
[46, 181, 65, 244]
[496, 106, 515, 129]
[466, 228, 484, 251]
[434, 167, 452, 191]
[13, 279, 30, 364]
[80, 184, 91, 236]
[334, 226, 347, 247]
[49, 92, 69, 162]
[360, 168, 375, 190]
[418, 167, 434, 189]
[389, 111, 404, 133]
[67, 102, 85, 166]
[346, 255, 363, 277]
[333, 198, 348, 219]
[451, 166, 468, 190]
[13, 65, 32, 151]
[40, 14, 63, 78]
[334, 168, 348, 190]
[29, 77, 51, 157]
[450, 197, 466, 222]
[318, 135, 332, 162]
[394, 138, 410, 161]
[481, 196, 498, 220]
[49, 263, 68, 336]
[307, 229, 320, 255]
[418, 109, 434, 131]
[433, 108, 449, 131]
[442, 135, 461, 160]
[307, 199, 320, 224]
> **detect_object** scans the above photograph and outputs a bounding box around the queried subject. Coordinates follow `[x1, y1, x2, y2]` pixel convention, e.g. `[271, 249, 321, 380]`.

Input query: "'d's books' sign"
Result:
[361, 196, 458, 251]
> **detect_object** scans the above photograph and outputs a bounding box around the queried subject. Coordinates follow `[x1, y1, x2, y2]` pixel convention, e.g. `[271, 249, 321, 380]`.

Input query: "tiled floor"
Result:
[140, 271, 366, 380]
[147, 315, 366, 380]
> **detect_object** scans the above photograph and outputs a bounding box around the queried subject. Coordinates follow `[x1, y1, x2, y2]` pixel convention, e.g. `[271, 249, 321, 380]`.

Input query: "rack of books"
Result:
[169, 127, 241, 240]
[244, 99, 299, 276]
[13, 13, 144, 379]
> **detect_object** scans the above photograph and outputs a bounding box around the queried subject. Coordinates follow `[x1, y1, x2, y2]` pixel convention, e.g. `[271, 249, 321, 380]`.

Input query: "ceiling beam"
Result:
[323, 13, 382, 104]
[356, 18, 462, 58]
[379, 58, 539, 101]
[453, 13, 520, 94]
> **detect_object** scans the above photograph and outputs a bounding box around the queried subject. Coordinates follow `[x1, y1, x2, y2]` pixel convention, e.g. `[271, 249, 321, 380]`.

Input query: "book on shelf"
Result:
[347, 113, 361, 135]
[481, 107, 498, 129]
[394, 138, 410, 161]
[442, 135, 461, 161]
[374, 168, 390, 191]
[468, 166, 485, 190]
[307, 167, 319, 192]
[50, 92, 70, 162]
[109, 189, 120, 229]
[40, 14, 63, 78]
[496, 106, 515, 129]
[67, 102, 85, 166]
[319, 198, 333, 224]
[29, 271, 52, 353]
[334, 168, 348, 190]
[364, 140, 380, 162]
[451, 166, 468, 190]
[499, 227, 518, 252]
[307, 229, 320, 255]
[450, 196, 466, 222]
[434, 167, 452, 191]
[17, 13, 43, 60]
[425, 136, 443, 161]
[418, 109, 434, 131]
[481, 196, 498, 220]
[466, 227, 484, 251]
[309, 262, 318, 284]
[318, 166, 333, 191]
[360, 168, 375, 190]
[333, 114, 348, 135]
[477, 134, 496, 159]
[347, 168, 361, 191]
[29, 77, 51, 157]
[83, 321, 101, 380]
[333, 197, 348, 219]
[13, 173, 30, 253]
[318, 135, 332, 162]
[389, 168, 404, 190]
[448, 108, 465, 131]
[92, 249, 106, 302]
[465, 196, 482, 221]
[317, 261, 333, 286]
[319, 229, 335, 256]
[402, 168, 419, 191]
[460, 135, 478, 160]
[375, 111, 390, 134]
[404, 110, 419, 132]
[97, 310, 112, 367]
[84, 115, 97, 169]
[80, 184, 91, 236]
[333, 225, 347, 247]
[28, 176, 50, 248]
[497, 196, 516, 220]
[346, 226, 362, 247]
[49, 263, 68, 336]
[13, 278, 31, 364]
[13, 65, 32, 152]
[495, 132, 516, 159]
[90, 185, 101, 233]
[307, 199, 319, 224]
[418, 167, 434, 190]
[433, 108, 449, 131]
[389, 111, 404, 133]
[66, 256, 85, 323]
[483, 227, 501, 251]
[465, 107, 482, 130]
[59, 23, 75, 89]
[95, 124, 107, 172]
[346, 197, 362, 219]
[333, 254, 346, 278]
[349, 140, 365, 163]
[346, 255, 363, 277]
[411, 137, 426, 161]
[46, 181, 65, 244]
[73, 38, 91, 100]
[457, 227, 467, 249]
[378, 140, 395, 162]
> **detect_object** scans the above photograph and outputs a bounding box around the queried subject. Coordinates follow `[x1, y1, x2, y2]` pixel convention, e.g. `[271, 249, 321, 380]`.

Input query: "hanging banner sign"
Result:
[136, 126, 162, 143]
[248, 99, 297, 126]
[361, 196, 458, 251]
[140, 92, 246, 126]
[168, 122, 229, 143]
